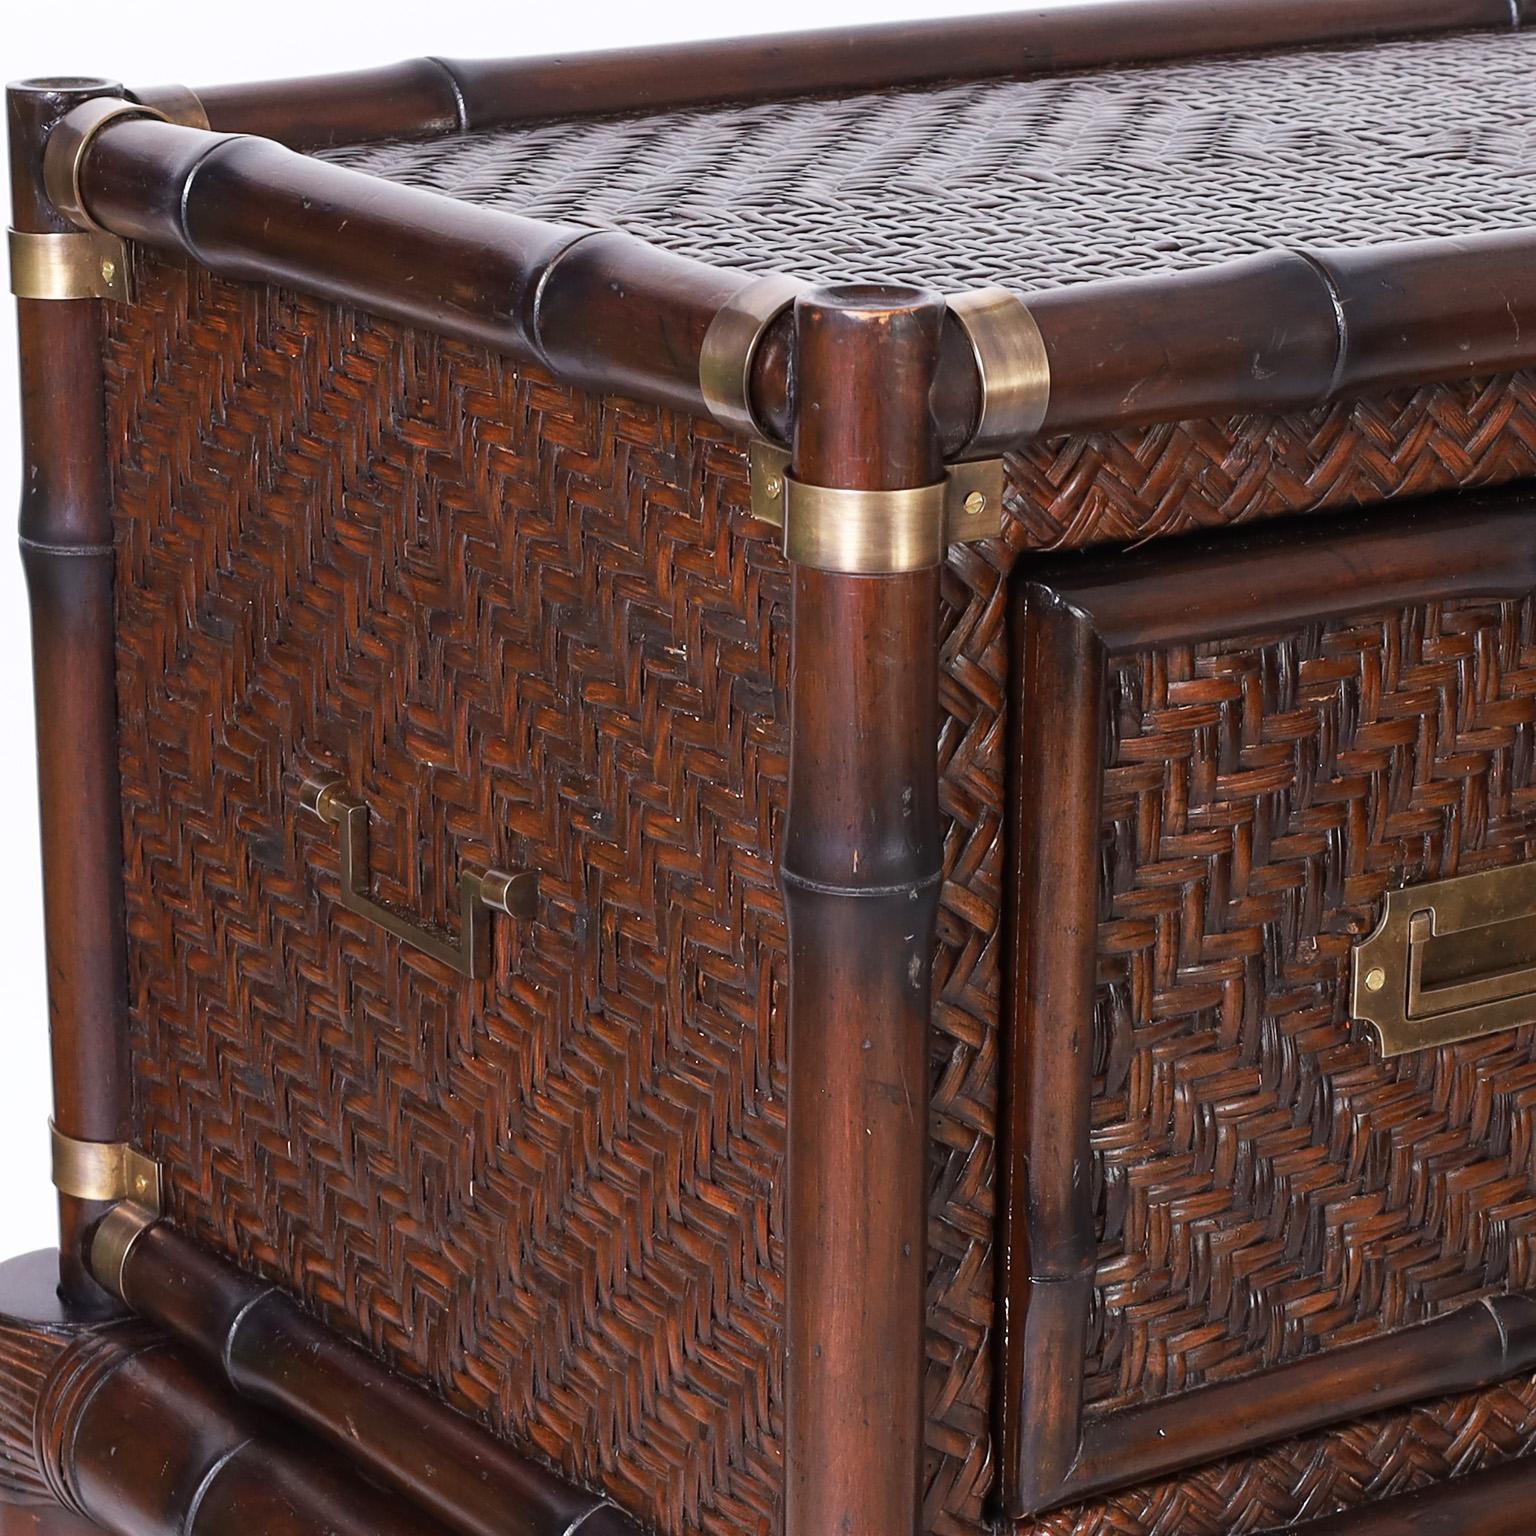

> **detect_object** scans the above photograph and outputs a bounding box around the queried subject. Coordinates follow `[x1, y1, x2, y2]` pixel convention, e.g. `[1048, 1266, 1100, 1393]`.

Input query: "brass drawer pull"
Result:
[1352, 864, 1536, 1055]
[301, 777, 536, 978]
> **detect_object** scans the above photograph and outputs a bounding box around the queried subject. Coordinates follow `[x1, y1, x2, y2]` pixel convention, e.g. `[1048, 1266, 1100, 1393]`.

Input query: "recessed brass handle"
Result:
[301, 777, 536, 979]
[1352, 863, 1536, 1056]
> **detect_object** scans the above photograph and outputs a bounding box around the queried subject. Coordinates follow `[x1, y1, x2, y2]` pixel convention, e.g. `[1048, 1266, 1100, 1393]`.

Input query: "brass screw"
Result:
[100, 258, 116, 285]
[763, 473, 784, 501]
[133, 1172, 149, 1195]
[963, 490, 987, 518]
[1365, 966, 1387, 993]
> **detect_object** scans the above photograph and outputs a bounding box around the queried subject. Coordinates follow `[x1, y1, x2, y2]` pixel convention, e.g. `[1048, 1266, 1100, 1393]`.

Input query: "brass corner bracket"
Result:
[89, 1199, 162, 1302]
[8, 228, 131, 301]
[8, 94, 173, 304]
[43, 98, 169, 234]
[713, 283, 1046, 572]
[50, 1124, 163, 1213]
[127, 84, 210, 131]
[948, 286, 1051, 453]
[699, 273, 808, 439]
[749, 441, 1002, 573]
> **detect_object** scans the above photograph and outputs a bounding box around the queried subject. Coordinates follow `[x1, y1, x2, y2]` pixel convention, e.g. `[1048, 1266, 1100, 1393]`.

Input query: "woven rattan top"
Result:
[318, 28, 1536, 293]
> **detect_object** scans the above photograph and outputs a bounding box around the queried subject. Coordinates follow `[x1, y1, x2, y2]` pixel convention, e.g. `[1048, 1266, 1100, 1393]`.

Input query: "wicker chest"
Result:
[9, 5, 1536, 1534]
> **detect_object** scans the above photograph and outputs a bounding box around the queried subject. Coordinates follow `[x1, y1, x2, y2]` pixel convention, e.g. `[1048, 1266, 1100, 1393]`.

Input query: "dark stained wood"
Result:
[1027, 488, 1536, 651]
[1286, 1453, 1536, 1534]
[139, 59, 464, 148]
[1001, 486, 1536, 1518]
[0, 1510, 97, 1535]
[77, 121, 752, 422]
[15, 26, 1536, 1536]
[1059, 1297, 1536, 1511]
[62, 1343, 455, 1536]
[0, 1251, 104, 1517]
[0, 1250, 451, 1536]
[1031, 235, 1536, 435]
[8, 80, 133, 1312]
[173, 1, 1518, 148]
[1027, 251, 1342, 435]
[998, 588, 1104, 1504]
[66, 113, 1536, 451]
[100, 1219, 642, 1536]
[1327, 232, 1536, 394]
[782, 285, 945, 1536]
[75, 123, 590, 347]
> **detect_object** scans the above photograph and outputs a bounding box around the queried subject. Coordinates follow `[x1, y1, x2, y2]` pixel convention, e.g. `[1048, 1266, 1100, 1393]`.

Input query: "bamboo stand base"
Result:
[0, 1508, 99, 1535]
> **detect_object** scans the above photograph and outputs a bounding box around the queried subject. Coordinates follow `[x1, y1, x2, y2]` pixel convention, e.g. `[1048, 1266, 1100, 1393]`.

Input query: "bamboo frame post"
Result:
[0, 1511, 97, 1536]
[0, 1249, 458, 1536]
[8, 79, 133, 1308]
[781, 284, 946, 1536]
[89, 1210, 645, 1536]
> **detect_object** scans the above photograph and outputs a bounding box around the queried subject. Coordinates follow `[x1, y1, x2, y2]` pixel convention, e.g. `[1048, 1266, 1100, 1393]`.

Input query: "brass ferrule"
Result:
[699, 273, 807, 438]
[42, 97, 167, 232]
[89, 1200, 162, 1303]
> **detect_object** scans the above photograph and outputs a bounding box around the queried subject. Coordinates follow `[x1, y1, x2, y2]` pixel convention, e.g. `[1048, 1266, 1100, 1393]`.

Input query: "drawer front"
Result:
[1003, 499, 1536, 1517]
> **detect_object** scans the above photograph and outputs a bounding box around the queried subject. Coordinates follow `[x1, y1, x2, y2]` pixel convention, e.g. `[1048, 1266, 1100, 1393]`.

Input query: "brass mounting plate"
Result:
[8, 229, 131, 302]
[50, 1123, 162, 1212]
[748, 441, 1002, 573]
[1352, 863, 1536, 1055]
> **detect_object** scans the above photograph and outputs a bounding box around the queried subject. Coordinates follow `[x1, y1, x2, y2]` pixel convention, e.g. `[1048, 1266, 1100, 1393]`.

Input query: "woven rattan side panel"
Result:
[105, 256, 791, 1534]
[1008, 373, 1536, 549]
[104, 253, 1536, 1536]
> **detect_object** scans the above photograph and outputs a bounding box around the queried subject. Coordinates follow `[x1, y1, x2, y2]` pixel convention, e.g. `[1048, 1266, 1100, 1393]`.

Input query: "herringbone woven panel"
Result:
[1088, 604, 1536, 1412]
[1007, 374, 1536, 548]
[103, 252, 1536, 1536]
[1030, 1371, 1536, 1535]
[107, 255, 791, 1534]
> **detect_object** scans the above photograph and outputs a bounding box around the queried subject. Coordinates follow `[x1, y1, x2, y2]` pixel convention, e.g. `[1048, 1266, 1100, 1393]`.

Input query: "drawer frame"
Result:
[1003, 495, 1536, 1515]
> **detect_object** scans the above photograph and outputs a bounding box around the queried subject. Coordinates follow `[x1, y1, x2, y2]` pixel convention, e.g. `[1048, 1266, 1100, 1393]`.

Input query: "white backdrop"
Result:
[1, 0, 1091, 1256]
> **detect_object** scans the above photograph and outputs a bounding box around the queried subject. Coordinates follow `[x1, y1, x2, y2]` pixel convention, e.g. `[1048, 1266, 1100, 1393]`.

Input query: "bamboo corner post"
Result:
[697, 270, 1042, 1536]
[7, 78, 143, 1311]
[779, 284, 949, 1536]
